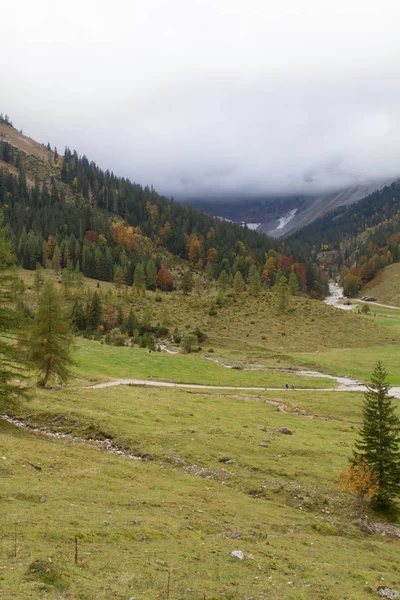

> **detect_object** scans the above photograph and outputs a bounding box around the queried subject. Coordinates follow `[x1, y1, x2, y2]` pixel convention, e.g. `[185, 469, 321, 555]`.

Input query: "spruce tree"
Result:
[355, 362, 400, 507]
[29, 280, 74, 387]
[87, 291, 102, 331]
[0, 217, 26, 410]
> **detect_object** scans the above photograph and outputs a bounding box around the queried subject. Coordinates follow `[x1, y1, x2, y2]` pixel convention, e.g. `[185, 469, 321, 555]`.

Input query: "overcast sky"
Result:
[1, 0, 400, 198]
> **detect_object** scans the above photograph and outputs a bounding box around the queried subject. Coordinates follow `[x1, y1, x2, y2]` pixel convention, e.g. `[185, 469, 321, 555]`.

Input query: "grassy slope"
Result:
[364, 263, 400, 307]
[2, 385, 400, 600]
[73, 339, 332, 388]
[2, 270, 400, 598]
[294, 304, 400, 384]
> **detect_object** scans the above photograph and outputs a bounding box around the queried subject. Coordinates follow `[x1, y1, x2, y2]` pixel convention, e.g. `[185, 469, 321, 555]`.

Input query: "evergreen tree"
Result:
[52, 244, 61, 274]
[87, 291, 102, 331]
[124, 308, 136, 336]
[275, 275, 289, 312]
[288, 271, 300, 296]
[145, 259, 157, 290]
[0, 216, 26, 410]
[134, 263, 146, 293]
[29, 280, 74, 386]
[181, 270, 194, 295]
[248, 264, 261, 296]
[71, 300, 86, 331]
[33, 264, 44, 297]
[355, 362, 400, 507]
[114, 265, 125, 292]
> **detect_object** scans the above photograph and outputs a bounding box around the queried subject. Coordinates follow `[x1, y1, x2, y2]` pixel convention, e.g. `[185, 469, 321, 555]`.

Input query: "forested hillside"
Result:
[292, 181, 400, 295]
[0, 117, 326, 296]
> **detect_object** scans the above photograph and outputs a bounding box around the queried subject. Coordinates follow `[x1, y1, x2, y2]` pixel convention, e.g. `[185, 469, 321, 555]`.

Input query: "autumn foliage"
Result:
[156, 267, 174, 291]
[340, 457, 378, 517]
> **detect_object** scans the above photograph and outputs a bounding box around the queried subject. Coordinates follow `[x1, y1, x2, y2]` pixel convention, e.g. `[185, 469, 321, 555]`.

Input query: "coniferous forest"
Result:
[0, 122, 326, 297]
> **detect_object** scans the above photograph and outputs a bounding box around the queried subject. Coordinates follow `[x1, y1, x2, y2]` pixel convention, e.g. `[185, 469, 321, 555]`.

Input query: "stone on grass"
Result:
[378, 588, 399, 599]
[276, 426, 293, 435]
[230, 550, 244, 560]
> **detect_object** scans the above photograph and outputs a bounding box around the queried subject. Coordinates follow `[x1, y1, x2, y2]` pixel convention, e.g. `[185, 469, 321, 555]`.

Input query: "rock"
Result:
[378, 588, 399, 599]
[39, 496, 46, 503]
[248, 554, 255, 560]
[231, 532, 242, 539]
[259, 426, 268, 432]
[230, 550, 244, 560]
[276, 426, 293, 435]
[215, 428, 223, 433]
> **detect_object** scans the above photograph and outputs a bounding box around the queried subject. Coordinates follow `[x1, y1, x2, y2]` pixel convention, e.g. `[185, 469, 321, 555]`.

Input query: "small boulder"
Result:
[276, 426, 293, 435]
[230, 550, 244, 560]
[378, 588, 399, 599]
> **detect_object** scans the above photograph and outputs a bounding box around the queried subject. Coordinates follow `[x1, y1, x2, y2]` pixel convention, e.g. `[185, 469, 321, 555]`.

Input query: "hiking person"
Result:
[291, 384, 295, 390]
[285, 382, 289, 389]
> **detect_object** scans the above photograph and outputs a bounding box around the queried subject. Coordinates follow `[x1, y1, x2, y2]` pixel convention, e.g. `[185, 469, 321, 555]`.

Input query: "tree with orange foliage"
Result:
[188, 238, 202, 264]
[207, 247, 218, 263]
[340, 457, 378, 518]
[156, 267, 174, 291]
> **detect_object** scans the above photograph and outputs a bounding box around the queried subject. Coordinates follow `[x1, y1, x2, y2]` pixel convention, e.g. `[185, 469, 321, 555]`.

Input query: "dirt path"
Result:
[356, 299, 400, 311]
[85, 378, 400, 399]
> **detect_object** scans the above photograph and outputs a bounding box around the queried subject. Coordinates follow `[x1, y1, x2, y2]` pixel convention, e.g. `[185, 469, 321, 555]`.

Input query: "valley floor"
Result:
[1, 270, 400, 599]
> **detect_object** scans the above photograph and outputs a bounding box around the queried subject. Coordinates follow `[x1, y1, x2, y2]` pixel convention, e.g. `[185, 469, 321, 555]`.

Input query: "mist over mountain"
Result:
[2, 1, 400, 202]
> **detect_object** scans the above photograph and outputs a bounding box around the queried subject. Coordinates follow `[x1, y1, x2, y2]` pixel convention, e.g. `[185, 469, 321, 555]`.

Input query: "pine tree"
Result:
[29, 281, 74, 387]
[355, 362, 400, 507]
[87, 291, 102, 331]
[0, 216, 26, 410]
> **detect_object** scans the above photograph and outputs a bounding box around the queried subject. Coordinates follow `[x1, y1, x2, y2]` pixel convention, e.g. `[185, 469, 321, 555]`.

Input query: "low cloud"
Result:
[1, 0, 400, 198]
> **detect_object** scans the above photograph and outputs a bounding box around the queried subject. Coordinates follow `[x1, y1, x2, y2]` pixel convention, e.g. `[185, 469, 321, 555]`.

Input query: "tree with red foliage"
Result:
[85, 230, 97, 243]
[156, 267, 174, 291]
[295, 263, 307, 291]
[277, 255, 293, 273]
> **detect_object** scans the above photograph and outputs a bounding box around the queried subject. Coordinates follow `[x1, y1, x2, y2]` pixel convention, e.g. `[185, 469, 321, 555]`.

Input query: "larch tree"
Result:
[29, 280, 74, 387]
[233, 271, 245, 295]
[248, 264, 261, 296]
[288, 271, 300, 296]
[134, 263, 146, 293]
[355, 362, 400, 507]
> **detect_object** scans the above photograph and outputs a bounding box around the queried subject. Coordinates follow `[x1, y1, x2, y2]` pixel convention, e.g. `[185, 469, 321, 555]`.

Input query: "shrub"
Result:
[181, 333, 198, 353]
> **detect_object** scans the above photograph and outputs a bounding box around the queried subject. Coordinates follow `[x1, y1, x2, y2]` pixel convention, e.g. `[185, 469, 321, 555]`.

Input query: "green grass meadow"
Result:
[2, 383, 400, 600]
[2, 268, 400, 598]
